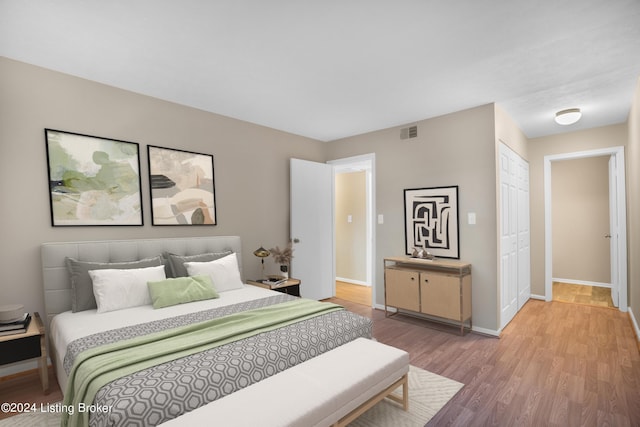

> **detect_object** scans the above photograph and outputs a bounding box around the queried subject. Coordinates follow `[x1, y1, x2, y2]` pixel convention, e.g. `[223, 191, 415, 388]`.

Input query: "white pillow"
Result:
[185, 252, 244, 292]
[89, 265, 166, 313]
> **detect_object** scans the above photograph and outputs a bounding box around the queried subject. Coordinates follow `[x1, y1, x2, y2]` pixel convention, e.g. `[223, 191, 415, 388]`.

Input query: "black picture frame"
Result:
[404, 185, 460, 259]
[44, 129, 143, 226]
[147, 145, 217, 226]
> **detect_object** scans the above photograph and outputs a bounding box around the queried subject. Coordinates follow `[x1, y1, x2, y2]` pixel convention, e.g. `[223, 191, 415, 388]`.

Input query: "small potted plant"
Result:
[269, 241, 294, 279]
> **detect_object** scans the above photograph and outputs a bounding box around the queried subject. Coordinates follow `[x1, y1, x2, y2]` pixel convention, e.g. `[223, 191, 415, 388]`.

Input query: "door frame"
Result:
[543, 146, 627, 311]
[328, 153, 376, 307]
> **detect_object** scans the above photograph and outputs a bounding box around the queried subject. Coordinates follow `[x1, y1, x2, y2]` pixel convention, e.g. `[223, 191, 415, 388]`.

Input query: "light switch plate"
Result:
[468, 212, 476, 225]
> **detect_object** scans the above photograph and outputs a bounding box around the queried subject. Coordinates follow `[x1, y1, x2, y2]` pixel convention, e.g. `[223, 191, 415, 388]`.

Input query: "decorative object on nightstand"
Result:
[253, 246, 270, 280]
[270, 241, 294, 279]
[0, 304, 28, 334]
[0, 312, 49, 393]
[0, 313, 31, 336]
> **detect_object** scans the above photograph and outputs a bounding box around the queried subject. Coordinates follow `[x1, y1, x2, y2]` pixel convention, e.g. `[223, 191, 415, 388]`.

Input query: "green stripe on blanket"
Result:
[62, 299, 343, 427]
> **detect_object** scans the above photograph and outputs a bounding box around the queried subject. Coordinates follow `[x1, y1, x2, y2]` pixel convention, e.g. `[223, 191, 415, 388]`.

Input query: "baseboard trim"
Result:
[373, 304, 499, 337]
[530, 294, 546, 301]
[0, 364, 53, 383]
[0, 360, 38, 379]
[336, 277, 370, 287]
[629, 307, 640, 348]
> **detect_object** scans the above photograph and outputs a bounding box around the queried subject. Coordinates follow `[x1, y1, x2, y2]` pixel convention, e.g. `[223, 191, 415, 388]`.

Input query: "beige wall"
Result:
[528, 124, 628, 296]
[326, 104, 499, 331]
[335, 172, 367, 283]
[628, 77, 640, 326]
[0, 58, 326, 331]
[3, 55, 638, 346]
[495, 104, 528, 159]
[552, 157, 610, 284]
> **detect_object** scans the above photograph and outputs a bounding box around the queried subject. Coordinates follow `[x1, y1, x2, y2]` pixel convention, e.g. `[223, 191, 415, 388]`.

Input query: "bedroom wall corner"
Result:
[0, 56, 326, 378]
[326, 104, 499, 332]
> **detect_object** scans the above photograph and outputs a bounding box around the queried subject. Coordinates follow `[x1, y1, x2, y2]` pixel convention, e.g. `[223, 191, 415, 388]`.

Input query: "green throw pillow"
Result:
[147, 275, 219, 309]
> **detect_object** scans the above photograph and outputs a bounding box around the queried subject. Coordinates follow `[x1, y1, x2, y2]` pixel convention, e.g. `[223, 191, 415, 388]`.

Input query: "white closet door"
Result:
[499, 143, 531, 329]
[499, 144, 518, 329]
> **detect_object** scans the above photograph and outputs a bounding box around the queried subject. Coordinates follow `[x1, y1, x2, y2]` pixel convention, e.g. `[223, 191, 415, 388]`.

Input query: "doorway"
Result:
[329, 154, 375, 307]
[543, 147, 627, 311]
[550, 156, 612, 307]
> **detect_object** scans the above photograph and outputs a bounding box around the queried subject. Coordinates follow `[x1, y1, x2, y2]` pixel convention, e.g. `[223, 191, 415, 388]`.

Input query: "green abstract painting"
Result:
[45, 129, 143, 226]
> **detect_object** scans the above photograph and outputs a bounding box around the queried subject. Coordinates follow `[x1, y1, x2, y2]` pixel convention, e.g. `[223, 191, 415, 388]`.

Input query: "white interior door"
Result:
[290, 158, 334, 300]
[499, 144, 518, 328]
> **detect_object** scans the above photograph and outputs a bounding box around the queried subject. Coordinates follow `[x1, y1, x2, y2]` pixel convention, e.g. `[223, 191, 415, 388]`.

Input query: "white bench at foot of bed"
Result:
[160, 338, 410, 427]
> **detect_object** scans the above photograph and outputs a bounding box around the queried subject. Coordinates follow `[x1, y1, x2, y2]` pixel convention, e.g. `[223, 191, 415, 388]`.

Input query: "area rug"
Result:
[0, 366, 462, 427]
[349, 365, 464, 426]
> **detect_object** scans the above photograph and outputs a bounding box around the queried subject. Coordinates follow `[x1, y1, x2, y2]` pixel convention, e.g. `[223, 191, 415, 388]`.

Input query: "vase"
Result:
[280, 264, 289, 279]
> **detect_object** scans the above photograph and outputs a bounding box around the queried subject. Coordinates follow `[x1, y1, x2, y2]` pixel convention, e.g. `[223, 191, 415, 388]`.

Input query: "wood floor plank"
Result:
[326, 296, 640, 426]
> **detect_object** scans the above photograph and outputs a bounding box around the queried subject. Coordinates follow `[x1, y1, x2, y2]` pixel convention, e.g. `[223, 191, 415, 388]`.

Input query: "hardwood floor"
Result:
[3, 298, 639, 426]
[327, 297, 640, 426]
[335, 281, 372, 306]
[553, 281, 615, 308]
[0, 368, 62, 420]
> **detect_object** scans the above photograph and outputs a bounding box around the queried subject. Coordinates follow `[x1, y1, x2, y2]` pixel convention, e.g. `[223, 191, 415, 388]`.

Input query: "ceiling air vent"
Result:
[400, 125, 418, 140]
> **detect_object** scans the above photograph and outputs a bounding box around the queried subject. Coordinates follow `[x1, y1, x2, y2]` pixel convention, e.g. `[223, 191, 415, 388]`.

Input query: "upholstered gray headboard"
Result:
[41, 236, 242, 327]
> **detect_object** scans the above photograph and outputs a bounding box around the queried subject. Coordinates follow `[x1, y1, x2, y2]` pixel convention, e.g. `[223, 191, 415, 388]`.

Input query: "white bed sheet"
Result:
[50, 285, 280, 393]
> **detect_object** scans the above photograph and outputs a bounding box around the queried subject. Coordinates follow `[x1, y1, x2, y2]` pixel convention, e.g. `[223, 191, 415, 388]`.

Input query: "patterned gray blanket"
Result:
[63, 295, 372, 427]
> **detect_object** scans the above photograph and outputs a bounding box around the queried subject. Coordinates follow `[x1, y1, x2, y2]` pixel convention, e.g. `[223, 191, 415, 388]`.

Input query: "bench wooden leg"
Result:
[385, 373, 409, 410]
[333, 373, 409, 427]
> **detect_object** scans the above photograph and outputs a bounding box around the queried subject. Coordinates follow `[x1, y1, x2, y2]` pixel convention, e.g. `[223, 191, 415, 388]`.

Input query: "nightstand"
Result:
[247, 278, 301, 297]
[0, 312, 48, 393]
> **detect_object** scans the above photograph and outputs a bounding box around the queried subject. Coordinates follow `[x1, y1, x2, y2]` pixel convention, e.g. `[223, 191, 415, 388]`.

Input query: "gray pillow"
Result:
[165, 251, 232, 278]
[66, 256, 165, 312]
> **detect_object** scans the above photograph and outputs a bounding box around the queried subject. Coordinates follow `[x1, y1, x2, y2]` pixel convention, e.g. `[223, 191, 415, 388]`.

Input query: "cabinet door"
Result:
[385, 268, 420, 312]
[420, 272, 460, 320]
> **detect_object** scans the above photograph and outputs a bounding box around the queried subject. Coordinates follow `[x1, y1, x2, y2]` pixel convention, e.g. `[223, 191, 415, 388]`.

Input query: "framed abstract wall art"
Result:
[404, 185, 460, 259]
[147, 145, 217, 225]
[45, 129, 143, 226]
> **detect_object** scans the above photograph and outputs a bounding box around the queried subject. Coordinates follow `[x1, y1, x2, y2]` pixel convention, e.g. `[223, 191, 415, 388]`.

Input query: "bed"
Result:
[41, 236, 373, 427]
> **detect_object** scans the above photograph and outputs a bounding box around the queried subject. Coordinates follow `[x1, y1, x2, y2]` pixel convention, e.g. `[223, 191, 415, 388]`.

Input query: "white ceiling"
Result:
[2, 0, 639, 142]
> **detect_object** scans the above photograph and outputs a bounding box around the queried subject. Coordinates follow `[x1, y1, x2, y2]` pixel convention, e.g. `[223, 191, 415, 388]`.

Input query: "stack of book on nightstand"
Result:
[263, 276, 288, 286]
[0, 312, 31, 337]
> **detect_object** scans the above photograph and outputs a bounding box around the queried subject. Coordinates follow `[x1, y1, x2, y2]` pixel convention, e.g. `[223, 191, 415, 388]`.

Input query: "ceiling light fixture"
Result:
[554, 108, 582, 125]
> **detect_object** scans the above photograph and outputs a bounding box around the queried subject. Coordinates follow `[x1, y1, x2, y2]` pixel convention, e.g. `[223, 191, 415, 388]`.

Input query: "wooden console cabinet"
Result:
[384, 257, 472, 334]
